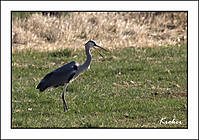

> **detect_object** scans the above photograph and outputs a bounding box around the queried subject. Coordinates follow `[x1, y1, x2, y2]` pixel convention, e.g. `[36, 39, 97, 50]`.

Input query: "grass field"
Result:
[12, 45, 187, 128]
[12, 12, 187, 52]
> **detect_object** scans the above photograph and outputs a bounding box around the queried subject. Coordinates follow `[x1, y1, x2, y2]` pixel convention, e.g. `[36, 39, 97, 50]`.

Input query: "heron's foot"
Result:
[63, 104, 68, 112]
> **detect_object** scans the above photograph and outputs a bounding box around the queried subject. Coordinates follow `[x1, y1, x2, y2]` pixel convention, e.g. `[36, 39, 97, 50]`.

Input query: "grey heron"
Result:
[36, 40, 107, 112]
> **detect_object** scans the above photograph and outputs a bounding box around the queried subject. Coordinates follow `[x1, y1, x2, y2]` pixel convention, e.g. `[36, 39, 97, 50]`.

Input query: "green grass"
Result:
[12, 12, 37, 20]
[12, 12, 69, 20]
[12, 46, 187, 128]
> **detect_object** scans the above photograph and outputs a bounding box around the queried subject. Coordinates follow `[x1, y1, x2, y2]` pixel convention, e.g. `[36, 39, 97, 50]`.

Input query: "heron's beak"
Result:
[94, 45, 107, 57]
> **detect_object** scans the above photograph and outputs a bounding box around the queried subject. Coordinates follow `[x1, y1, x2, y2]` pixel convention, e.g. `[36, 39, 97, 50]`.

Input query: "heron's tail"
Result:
[36, 82, 48, 92]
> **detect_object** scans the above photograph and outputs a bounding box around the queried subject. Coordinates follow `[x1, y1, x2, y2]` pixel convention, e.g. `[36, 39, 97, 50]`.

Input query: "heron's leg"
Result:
[62, 84, 68, 112]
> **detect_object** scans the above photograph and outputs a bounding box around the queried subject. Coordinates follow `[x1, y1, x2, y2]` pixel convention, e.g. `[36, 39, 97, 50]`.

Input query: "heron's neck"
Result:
[79, 47, 92, 72]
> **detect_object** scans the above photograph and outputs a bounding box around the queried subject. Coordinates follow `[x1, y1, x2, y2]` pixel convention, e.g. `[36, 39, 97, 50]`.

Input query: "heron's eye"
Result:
[91, 42, 95, 46]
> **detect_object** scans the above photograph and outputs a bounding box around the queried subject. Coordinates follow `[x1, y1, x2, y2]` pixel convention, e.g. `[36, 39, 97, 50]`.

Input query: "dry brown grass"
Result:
[12, 12, 187, 52]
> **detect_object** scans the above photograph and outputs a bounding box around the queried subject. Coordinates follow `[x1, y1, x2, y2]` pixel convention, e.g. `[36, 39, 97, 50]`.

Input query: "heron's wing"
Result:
[53, 61, 78, 73]
[37, 61, 78, 92]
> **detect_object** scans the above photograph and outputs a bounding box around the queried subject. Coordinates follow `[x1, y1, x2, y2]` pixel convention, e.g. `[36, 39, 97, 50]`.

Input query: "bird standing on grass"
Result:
[36, 40, 107, 112]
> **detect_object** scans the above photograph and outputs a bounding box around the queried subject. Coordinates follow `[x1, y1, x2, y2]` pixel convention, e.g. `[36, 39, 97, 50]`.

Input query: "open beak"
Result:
[93, 45, 107, 57]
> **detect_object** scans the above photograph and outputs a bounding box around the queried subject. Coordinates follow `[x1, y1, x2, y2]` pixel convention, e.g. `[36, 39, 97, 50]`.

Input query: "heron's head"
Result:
[85, 40, 107, 57]
[85, 40, 98, 48]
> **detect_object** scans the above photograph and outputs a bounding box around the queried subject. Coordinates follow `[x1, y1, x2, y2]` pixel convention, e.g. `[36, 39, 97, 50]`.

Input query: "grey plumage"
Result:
[37, 61, 77, 92]
[36, 40, 107, 112]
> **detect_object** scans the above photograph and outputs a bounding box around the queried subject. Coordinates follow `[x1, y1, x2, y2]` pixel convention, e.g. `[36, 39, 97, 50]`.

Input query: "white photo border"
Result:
[1, 1, 198, 139]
